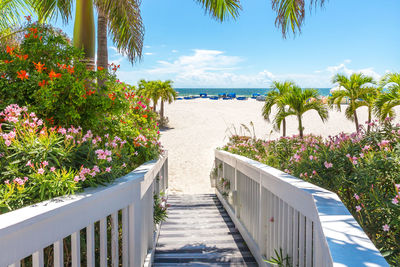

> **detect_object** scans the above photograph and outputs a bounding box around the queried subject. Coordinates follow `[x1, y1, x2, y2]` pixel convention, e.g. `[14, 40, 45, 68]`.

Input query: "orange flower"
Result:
[33, 62, 46, 73]
[108, 93, 116, 101]
[67, 65, 74, 74]
[39, 36, 43, 41]
[1, 73, 5, 78]
[48, 70, 62, 80]
[38, 80, 47, 87]
[17, 70, 29, 80]
[24, 33, 31, 39]
[86, 90, 96, 96]
[29, 28, 38, 34]
[4, 60, 13, 64]
[112, 64, 120, 72]
[143, 114, 148, 119]
[6, 46, 14, 55]
[16, 54, 28, 60]
[24, 16, 31, 22]
[97, 66, 104, 71]
[57, 63, 67, 70]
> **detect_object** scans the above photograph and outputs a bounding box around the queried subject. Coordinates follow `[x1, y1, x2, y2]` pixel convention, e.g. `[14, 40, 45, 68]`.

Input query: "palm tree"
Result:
[262, 81, 293, 137]
[276, 86, 328, 138]
[329, 73, 375, 131]
[157, 80, 177, 122]
[137, 80, 160, 112]
[374, 73, 400, 121]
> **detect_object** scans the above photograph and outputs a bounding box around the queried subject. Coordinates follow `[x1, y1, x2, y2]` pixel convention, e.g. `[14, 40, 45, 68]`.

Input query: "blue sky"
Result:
[55, 0, 400, 88]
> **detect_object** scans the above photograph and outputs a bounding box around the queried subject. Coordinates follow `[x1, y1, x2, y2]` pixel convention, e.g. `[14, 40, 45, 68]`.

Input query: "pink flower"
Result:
[312, 170, 317, 175]
[73, 176, 80, 182]
[4, 180, 9, 185]
[107, 157, 112, 162]
[58, 128, 66, 135]
[66, 135, 73, 140]
[382, 224, 390, 232]
[346, 154, 350, 158]
[105, 167, 112, 173]
[392, 198, 398, 205]
[122, 163, 126, 168]
[50, 167, 56, 172]
[4, 140, 11, 146]
[26, 160, 34, 168]
[42, 161, 49, 166]
[93, 165, 100, 173]
[356, 205, 362, 212]
[309, 155, 314, 160]
[37, 168, 45, 175]
[354, 193, 360, 200]
[324, 161, 333, 169]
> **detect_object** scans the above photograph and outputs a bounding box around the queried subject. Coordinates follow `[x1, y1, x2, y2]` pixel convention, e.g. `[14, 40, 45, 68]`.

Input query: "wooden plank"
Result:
[299, 214, 305, 267]
[100, 218, 107, 267]
[111, 212, 119, 267]
[32, 250, 43, 267]
[122, 207, 129, 267]
[86, 224, 95, 267]
[154, 194, 257, 266]
[71, 231, 80, 267]
[53, 240, 63, 267]
[292, 210, 299, 267]
[306, 219, 313, 267]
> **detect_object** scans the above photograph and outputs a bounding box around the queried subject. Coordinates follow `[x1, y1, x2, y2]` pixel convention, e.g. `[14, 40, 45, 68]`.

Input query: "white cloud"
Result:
[144, 45, 151, 49]
[171, 50, 178, 53]
[144, 52, 154, 56]
[117, 51, 384, 88]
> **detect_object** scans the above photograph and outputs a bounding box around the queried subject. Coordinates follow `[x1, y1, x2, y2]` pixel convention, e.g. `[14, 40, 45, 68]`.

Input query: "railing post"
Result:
[129, 202, 142, 267]
[258, 171, 266, 256]
[234, 160, 238, 217]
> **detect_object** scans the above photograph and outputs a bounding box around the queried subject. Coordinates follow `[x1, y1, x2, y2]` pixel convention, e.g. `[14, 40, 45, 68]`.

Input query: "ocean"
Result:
[175, 88, 331, 97]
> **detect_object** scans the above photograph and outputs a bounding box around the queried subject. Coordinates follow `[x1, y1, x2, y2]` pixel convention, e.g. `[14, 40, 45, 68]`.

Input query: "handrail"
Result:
[214, 149, 388, 267]
[0, 152, 168, 267]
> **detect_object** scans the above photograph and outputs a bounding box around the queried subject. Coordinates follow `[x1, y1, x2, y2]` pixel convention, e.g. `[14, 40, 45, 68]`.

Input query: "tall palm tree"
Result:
[329, 73, 375, 131]
[356, 86, 381, 132]
[157, 80, 177, 122]
[262, 81, 293, 137]
[374, 73, 400, 121]
[276, 86, 328, 138]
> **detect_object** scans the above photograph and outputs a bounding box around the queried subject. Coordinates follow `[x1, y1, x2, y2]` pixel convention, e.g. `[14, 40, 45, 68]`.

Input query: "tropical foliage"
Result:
[329, 73, 376, 131]
[262, 81, 293, 137]
[265, 81, 328, 138]
[222, 121, 400, 265]
[136, 79, 177, 126]
[375, 73, 400, 121]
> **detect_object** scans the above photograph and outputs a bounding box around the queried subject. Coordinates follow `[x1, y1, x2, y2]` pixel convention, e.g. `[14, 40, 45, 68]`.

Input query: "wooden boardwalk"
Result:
[154, 194, 257, 266]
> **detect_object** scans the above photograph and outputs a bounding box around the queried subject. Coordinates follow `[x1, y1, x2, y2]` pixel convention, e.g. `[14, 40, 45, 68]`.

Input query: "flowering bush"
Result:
[222, 121, 400, 265]
[0, 20, 125, 131]
[0, 104, 140, 213]
[154, 192, 169, 224]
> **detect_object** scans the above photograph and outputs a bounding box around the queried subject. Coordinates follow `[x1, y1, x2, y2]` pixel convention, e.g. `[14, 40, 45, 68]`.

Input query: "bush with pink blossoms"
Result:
[0, 104, 140, 213]
[222, 122, 400, 265]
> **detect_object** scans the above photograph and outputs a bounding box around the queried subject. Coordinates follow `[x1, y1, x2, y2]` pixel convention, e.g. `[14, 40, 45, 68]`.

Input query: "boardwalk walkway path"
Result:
[153, 194, 257, 266]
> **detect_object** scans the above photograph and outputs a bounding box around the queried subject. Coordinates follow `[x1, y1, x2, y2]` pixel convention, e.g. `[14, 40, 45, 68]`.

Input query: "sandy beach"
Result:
[159, 98, 399, 194]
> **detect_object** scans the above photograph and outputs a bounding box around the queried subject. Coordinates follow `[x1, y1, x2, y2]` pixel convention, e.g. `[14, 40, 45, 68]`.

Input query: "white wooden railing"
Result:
[0, 152, 168, 267]
[214, 150, 388, 267]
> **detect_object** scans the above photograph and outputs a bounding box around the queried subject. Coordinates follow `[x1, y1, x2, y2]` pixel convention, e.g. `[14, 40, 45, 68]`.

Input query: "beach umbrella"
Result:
[330, 86, 346, 94]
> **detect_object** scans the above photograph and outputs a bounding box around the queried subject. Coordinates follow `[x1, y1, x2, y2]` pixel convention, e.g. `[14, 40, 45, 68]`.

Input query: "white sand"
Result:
[159, 98, 399, 194]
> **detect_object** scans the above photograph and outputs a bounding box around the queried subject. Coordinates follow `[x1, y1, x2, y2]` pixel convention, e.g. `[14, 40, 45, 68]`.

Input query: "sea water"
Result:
[175, 88, 331, 97]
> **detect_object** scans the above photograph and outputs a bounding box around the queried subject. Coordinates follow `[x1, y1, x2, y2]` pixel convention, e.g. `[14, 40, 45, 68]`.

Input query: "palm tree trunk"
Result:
[282, 118, 286, 137]
[298, 115, 303, 138]
[161, 100, 165, 121]
[97, 10, 108, 69]
[367, 107, 372, 133]
[353, 109, 359, 132]
[74, 0, 96, 69]
[153, 99, 157, 112]
[97, 9, 108, 88]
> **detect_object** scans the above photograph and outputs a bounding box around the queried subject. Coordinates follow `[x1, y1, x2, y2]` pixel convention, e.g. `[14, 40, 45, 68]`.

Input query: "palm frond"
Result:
[195, 0, 241, 21]
[32, 0, 72, 23]
[95, 0, 144, 63]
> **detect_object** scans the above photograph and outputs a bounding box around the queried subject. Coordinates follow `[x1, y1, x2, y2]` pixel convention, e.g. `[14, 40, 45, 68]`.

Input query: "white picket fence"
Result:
[0, 153, 168, 267]
[214, 150, 388, 267]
